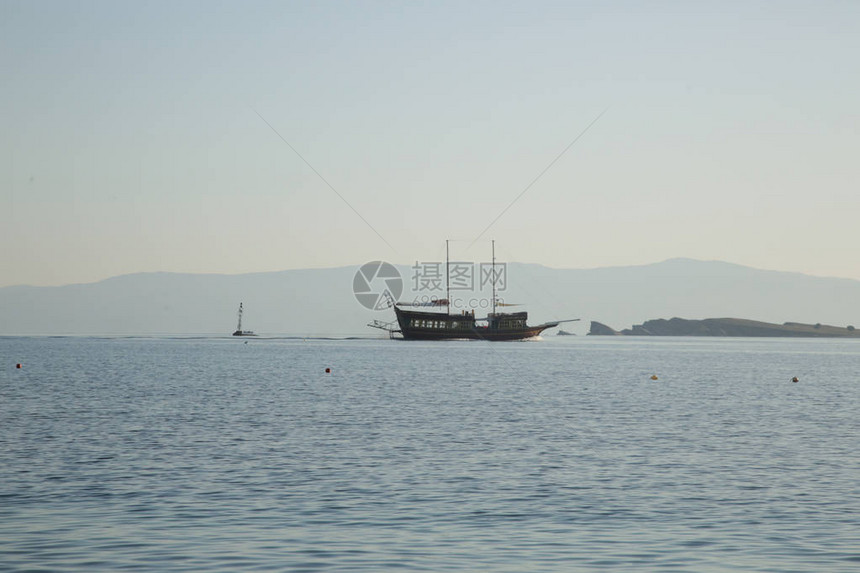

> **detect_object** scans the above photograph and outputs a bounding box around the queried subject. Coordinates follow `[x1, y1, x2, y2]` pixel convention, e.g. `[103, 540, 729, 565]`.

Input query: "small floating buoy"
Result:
[325, 367, 331, 373]
[650, 374, 658, 380]
[16, 363, 22, 369]
[791, 376, 799, 383]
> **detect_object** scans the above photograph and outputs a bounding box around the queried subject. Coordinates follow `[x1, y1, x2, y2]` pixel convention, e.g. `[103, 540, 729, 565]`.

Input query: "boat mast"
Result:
[492, 240, 496, 315]
[237, 302, 243, 332]
[446, 240, 450, 314]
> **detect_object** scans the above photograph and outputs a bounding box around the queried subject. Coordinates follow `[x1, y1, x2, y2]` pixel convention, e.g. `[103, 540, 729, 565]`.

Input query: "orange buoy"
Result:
[650, 374, 658, 380]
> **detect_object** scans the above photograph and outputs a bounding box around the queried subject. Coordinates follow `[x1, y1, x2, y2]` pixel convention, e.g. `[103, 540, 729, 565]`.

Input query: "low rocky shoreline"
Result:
[589, 317, 860, 337]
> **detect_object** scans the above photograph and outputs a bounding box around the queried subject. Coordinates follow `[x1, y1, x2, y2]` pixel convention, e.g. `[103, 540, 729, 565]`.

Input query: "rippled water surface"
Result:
[1, 336, 859, 571]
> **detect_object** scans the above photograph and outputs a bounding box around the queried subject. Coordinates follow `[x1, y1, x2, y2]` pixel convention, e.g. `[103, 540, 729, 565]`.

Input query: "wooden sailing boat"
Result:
[370, 241, 577, 340]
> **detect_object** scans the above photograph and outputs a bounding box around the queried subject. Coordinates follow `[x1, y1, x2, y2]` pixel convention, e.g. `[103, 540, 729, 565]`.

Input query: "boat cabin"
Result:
[486, 311, 528, 330]
[401, 308, 477, 333]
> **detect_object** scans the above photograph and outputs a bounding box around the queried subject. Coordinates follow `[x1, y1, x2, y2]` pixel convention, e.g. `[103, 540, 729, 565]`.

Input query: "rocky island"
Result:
[589, 317, 860, 338]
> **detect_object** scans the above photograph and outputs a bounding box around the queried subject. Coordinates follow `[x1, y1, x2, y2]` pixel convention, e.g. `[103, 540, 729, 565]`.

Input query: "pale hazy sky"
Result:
[2, 0, 858, 287]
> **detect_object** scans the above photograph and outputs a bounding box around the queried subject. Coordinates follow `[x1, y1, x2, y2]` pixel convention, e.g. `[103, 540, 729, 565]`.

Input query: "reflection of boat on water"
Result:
[369, 241, 577, 341]
[232, 302, 257, 337]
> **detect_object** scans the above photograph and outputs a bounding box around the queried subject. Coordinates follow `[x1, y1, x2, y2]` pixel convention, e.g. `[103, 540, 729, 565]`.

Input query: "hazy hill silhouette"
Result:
[1, 259, 858, 336]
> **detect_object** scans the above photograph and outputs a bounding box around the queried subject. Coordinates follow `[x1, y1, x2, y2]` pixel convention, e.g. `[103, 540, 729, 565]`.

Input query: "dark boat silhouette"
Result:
[369, 241, 577, 341]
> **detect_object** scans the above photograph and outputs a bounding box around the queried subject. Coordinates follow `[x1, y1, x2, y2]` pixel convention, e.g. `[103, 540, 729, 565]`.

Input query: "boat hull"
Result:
[393, 306, 556, 341]
[397, 326, 552, 341]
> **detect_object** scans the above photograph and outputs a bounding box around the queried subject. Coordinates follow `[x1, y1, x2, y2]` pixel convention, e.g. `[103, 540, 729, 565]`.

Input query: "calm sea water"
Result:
[1, 335, 858, 572]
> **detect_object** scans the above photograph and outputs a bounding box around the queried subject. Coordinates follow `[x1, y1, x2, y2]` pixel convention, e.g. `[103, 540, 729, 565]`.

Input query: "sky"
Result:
[1, 0, 858, 287]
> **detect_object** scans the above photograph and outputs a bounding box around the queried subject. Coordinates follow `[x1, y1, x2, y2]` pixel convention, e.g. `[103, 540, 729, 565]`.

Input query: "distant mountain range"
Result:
[1, 258, 859, 336]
